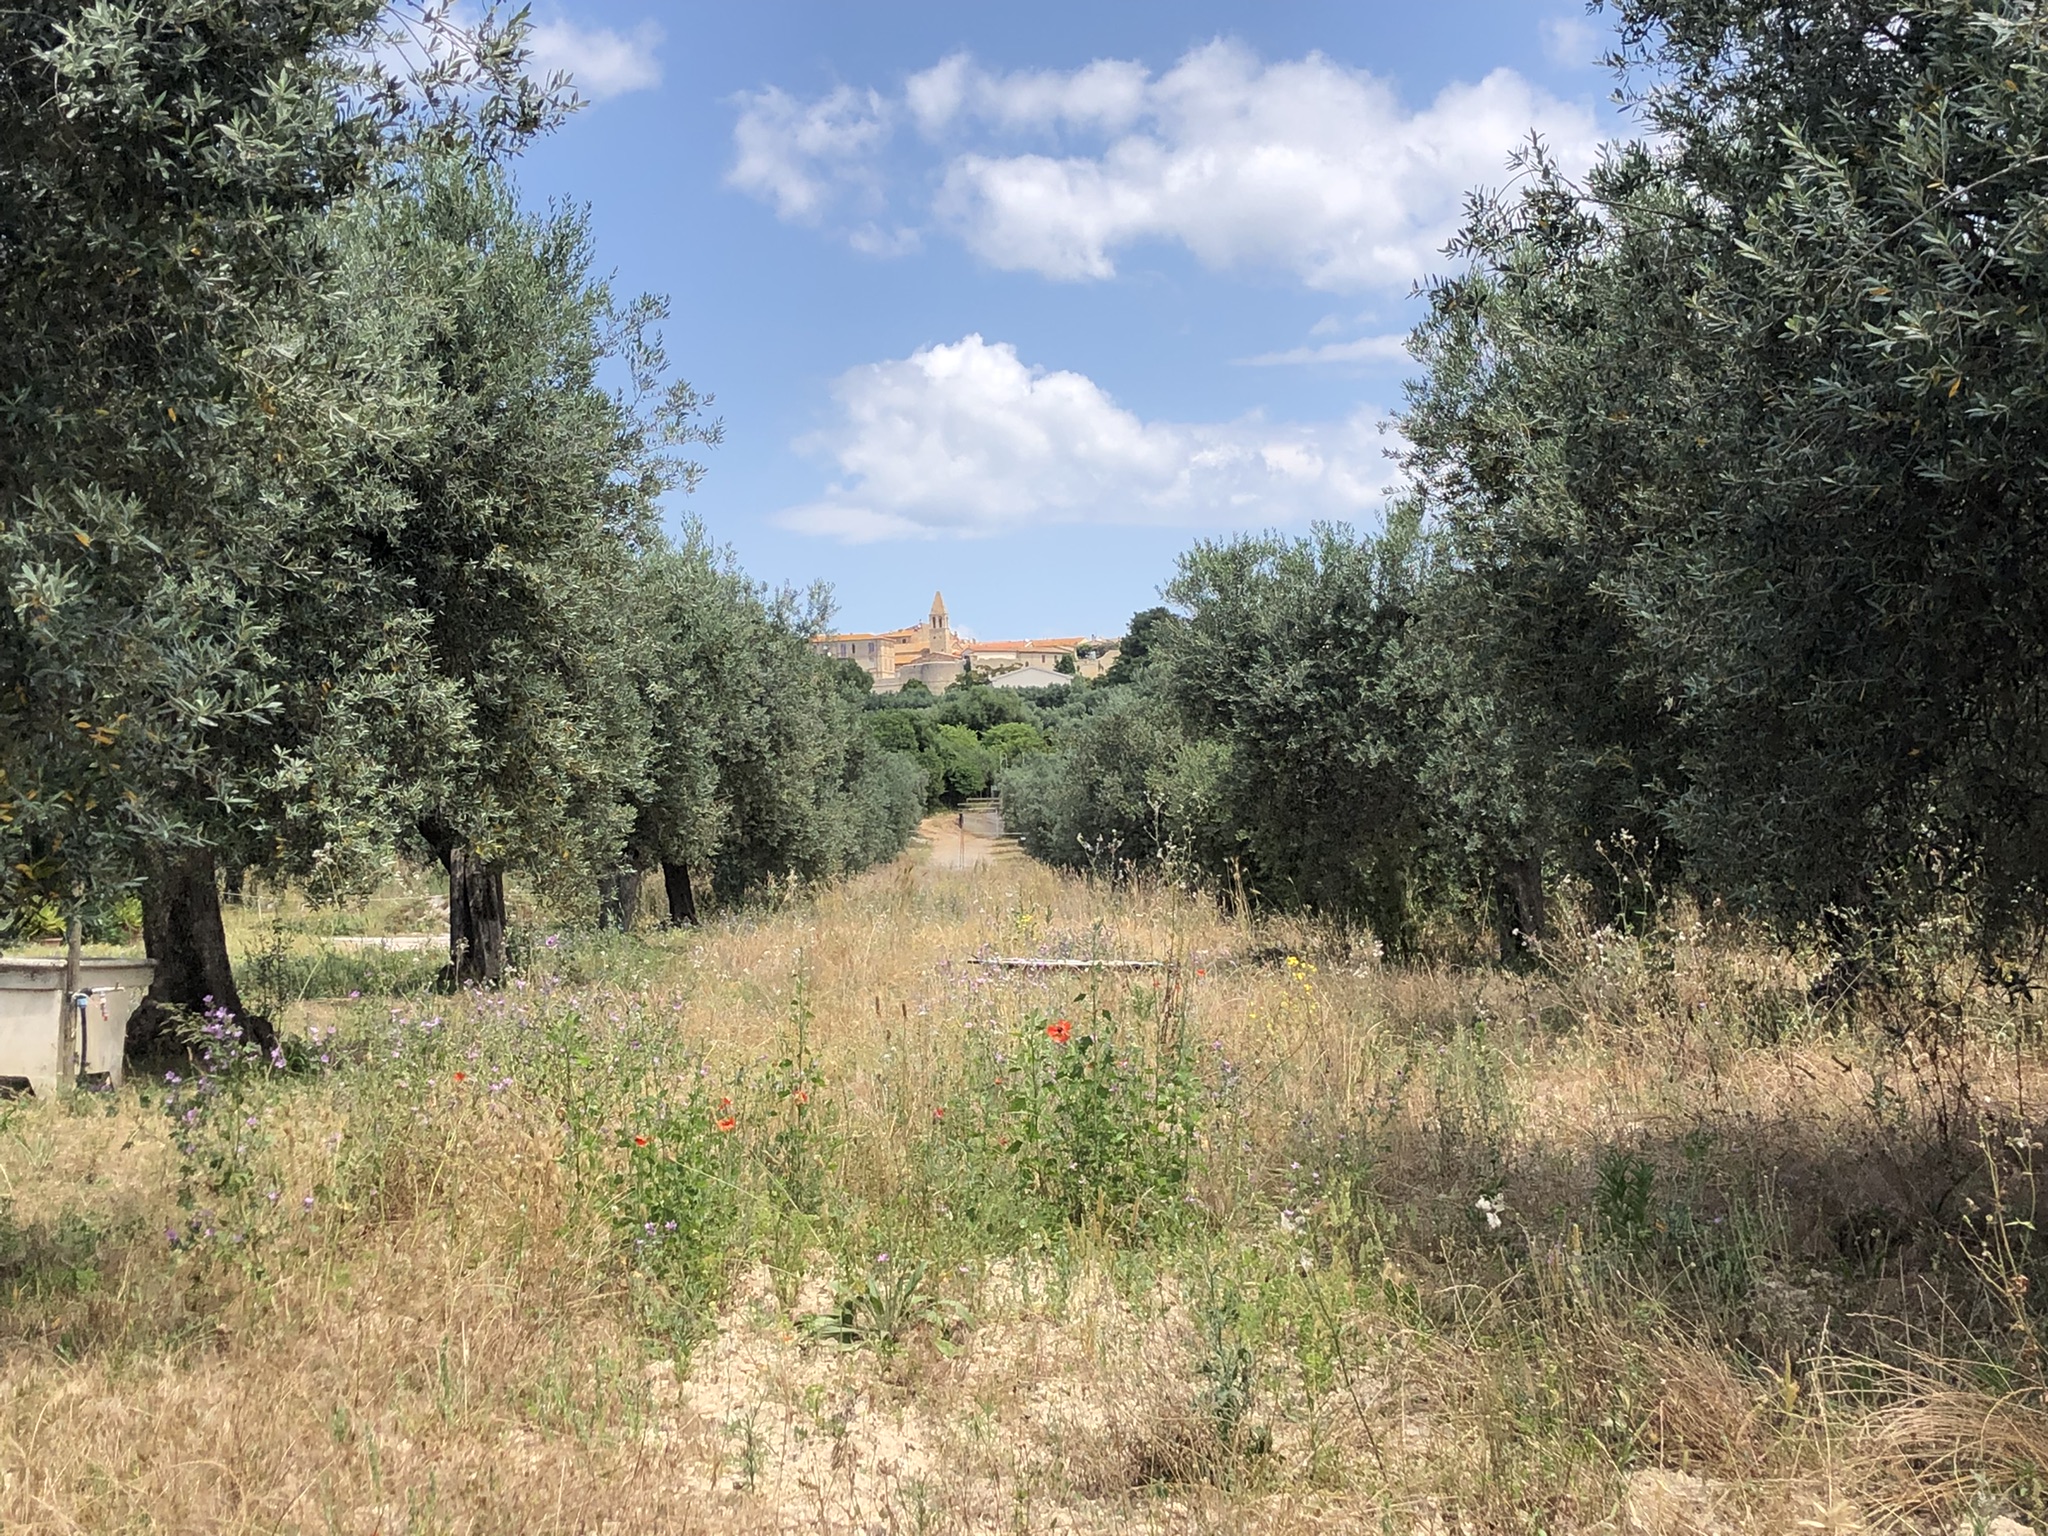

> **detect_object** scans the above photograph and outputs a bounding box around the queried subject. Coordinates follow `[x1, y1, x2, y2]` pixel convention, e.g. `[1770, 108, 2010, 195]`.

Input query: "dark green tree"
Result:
[611, 527, 758, 931]
[708, 586, 921, 901]
[1410, 1, 2048, 963]
[1614, 0, 2048, 959]
[998, 685, 1230, 881]
[1100, 606, 1180, 686]
[0, 1, 566, 1033]
[1165, 523, 1434, 943]
[325, 154, 693, 983]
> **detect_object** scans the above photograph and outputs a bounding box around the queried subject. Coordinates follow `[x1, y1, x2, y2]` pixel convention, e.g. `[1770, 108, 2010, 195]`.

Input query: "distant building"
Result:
[987, 663, 1071, 691]
[812, 592, 1106, 691]
[810, 591, 958, 686]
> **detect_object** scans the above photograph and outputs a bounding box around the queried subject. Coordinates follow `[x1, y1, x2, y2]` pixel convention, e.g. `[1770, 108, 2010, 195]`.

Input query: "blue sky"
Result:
[510, 2, 1628, 641]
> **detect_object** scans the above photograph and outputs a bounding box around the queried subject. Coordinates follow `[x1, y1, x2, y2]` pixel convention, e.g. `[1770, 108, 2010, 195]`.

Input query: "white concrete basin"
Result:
[0, 957, 152, 1096]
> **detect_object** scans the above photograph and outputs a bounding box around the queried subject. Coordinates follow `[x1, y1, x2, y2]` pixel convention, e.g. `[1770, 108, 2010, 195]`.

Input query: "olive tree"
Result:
[0, 1, 564, 1035]
[324, 155, 711, 983]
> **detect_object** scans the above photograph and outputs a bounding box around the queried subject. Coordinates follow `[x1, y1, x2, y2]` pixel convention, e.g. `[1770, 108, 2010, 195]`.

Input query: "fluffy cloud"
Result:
[730, 41, 1598, 291]
[778, 335, 1399, 542]
[935, 44, 1597, 289]
[527, 17, 664, 100]
[727, 84, 892, 222]
[906, 52, 1149, 137]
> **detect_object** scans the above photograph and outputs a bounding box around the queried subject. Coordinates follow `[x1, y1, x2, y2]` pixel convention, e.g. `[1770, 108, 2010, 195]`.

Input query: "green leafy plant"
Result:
[802, 1258, 962, 1353]
[615, 1068, 746, 1327]
[933, 1000, 1207, 1242]
[1594, 1147, 1657, 1244]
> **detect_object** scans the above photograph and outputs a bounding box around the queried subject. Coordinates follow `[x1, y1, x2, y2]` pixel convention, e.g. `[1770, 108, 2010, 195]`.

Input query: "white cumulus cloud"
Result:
[528, 17, 664, 100]
[730, 41, 1598, 290]
[778, 334, 1400, 542]
[906, 52, 1150, 137]
[727, 84, 892, 222]
[936, 43, 1598, 290]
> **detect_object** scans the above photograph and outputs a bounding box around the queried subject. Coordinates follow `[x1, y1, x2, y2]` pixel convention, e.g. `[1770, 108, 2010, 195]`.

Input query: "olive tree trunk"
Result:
[1494, 851, 1547, 964]
[662, 861, 698, 927]
[445, 845, 507, 988]
[597, 867, 643, 931]
[131, 848, 275, 1053]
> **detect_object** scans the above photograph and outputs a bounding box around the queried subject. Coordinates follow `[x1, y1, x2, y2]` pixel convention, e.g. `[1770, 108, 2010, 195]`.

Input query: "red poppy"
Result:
[1046, 1019, 1073, 1044]
[633, 1135, 649, 1147]
[933, 1106, 946, 1120]
[793, 1088, 810, 1105]
[452, 1071, 466, 1083]
[716, 1116, 737, 1133]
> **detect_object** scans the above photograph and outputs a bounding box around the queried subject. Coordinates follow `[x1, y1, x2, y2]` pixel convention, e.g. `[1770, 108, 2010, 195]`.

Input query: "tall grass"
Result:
[2, 838, 2045, 1531]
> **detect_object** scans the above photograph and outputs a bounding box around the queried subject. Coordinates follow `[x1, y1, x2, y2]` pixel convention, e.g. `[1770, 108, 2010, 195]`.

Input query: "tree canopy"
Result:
[0, 7, 921, 1017]
[1001, 1, 2048, 976]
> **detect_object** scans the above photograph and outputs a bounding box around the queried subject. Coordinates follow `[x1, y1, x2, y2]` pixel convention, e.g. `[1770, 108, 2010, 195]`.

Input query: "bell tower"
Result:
[928, 590, 951, 651]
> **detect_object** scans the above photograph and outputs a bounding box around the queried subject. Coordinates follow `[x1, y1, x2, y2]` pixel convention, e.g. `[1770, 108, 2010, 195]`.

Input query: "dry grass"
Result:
[3, 824, 2047, 1532]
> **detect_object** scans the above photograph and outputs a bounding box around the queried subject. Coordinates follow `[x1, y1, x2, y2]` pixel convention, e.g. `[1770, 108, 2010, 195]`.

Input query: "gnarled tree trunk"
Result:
[131, 848, 275, 1053]
[662, 861, 698, 927]
[446, 844, 507, 987]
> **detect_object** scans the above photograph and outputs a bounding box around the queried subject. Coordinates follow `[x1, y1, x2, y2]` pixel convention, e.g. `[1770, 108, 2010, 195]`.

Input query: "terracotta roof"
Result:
[814, 626, 919, 644]
[963, 638, 1084, 652]
[817, 617, 1086, 653]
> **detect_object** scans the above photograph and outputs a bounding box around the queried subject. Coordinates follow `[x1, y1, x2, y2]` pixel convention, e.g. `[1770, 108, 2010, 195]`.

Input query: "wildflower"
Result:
[302, 1195, 316, 1211]
[633, 1135, 649, 1147]
[544, 934, 561, 950]
[453, 1071, 465, 1083]
[1046, 1018, 1073, 1045]
[716, 1116, 737, 1133]
[1474, 1195, 1504, 1231]
[933, 1106, 946, 1121]
[793, 1088, 809, 1106]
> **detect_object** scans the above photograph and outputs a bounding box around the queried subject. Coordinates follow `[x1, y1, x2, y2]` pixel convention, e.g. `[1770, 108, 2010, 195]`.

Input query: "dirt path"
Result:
[915, 803, 1017, 870]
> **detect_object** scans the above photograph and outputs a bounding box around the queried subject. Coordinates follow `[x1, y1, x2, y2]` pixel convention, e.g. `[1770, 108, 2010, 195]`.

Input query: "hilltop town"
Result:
[811, 592, 1117, 693]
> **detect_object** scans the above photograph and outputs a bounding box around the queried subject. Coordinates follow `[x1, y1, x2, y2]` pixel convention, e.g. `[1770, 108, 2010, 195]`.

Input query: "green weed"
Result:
[924, 1000, 1208, 1244]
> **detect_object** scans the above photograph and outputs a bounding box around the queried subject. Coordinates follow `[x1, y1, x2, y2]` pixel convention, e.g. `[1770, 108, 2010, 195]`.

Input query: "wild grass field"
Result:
[3, 823, 2047, 1534]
